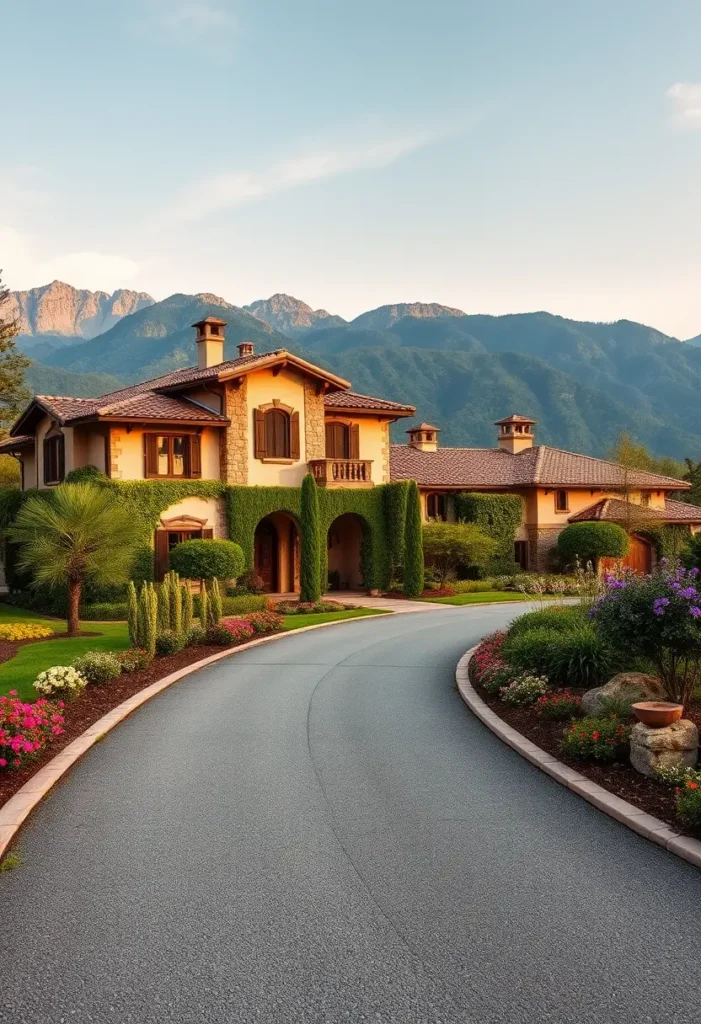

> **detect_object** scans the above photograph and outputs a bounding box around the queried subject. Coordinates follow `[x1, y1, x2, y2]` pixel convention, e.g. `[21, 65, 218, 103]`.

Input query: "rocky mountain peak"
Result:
[10, 281, 154, 339]
[245, 293, 346, 336]
[350, 302, 466, 332]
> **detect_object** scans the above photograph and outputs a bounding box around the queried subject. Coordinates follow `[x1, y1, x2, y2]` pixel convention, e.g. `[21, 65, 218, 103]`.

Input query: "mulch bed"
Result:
[468, 657, 701, 841]
[0, 640, 256, 810]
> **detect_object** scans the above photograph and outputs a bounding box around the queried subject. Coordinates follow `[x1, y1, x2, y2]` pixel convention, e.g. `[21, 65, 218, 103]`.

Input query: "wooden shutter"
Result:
[144, 434, 158, 477]
[254, 408, 267, 459]
[57, 436, 65, 481]
[325, 422, 335, 458]
[290, 412, 300, 461]
[155, 530, 169, 581]
[350, 423, 360, 460]
[202, 528, 213, 540]
[189, 435, 202, 478]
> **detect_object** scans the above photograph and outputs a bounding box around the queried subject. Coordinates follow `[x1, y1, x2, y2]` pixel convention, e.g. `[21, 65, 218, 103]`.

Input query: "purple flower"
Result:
[653, 597, 670, 616]
[679, 587, 698, 599]
[672, 582, 681, 590]
[691, 568, 700, 577]
[691, 606, 701, 618]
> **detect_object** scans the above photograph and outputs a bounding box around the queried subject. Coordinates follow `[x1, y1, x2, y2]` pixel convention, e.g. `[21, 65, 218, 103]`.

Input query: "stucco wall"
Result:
[246, 367, 308, 487]
[158, 497, 227, 537]
[110, 426, 221, 480]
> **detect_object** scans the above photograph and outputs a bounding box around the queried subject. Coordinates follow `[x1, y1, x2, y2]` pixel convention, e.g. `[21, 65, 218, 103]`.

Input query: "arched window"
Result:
[427, 492, 448, 521]
[265, 409, 290, 458]
[326, 422, 349, 459]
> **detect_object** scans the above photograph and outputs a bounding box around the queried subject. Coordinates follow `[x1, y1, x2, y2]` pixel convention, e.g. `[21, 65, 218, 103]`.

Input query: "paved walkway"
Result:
[2, 606, 701, 1022]
[325, 590, 447, 612]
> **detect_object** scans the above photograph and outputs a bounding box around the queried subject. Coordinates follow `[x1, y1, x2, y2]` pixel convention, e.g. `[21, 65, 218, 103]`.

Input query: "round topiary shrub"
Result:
[155, 630, 185, 657]
[557, 522, 629, 566]
[169, 539, 245, 582]
[64, 464, 109, 484]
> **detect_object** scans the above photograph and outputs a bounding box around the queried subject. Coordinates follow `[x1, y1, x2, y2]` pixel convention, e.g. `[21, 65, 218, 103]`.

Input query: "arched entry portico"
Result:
[327, 513, 365, 591]
[254, 512, 300, 593]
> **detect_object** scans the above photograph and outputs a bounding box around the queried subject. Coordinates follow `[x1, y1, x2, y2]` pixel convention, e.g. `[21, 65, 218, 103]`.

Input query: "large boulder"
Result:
[581, 672, 665, 717]
[630, 720, 699, 778]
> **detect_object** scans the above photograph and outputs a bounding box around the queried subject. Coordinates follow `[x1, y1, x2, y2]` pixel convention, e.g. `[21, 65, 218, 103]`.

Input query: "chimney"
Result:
[495, 414, 536, 454]
[237, 340, 255, 358]
[192, 316, 227, 370]
[407, 423, 440, 453]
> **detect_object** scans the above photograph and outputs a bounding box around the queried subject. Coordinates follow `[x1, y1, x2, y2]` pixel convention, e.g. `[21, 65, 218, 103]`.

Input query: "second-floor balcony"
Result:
[308, 458, 373, 487]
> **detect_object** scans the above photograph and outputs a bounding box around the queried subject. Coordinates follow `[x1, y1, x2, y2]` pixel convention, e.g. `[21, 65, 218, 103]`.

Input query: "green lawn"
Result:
[0, 602, 388, 701]
[419, 591, 527, 606]
[281, 608, 388, 630]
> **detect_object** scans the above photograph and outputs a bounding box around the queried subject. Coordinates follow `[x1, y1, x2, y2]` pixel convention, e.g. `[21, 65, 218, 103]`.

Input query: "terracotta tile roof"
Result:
[568, 497, 701, 525]
[408, 422, 441, 431]
[389, 444, 689, 490]
[494, 413, 536, 425]
[0, 434, 34, 451]
[323, 390, 415, 413]
[34, 396, 101, 423]
[30, 393, 227, 426]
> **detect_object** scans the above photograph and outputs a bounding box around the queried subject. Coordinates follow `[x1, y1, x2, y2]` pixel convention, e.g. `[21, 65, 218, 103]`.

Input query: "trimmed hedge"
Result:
[403, 481, 424, 597]
[300, 473, 321, 602]
[169, 538, 245, 581]
[454, 492, 524, 573]
[557, 522, 629, 565]
[193, 593, 267, 617]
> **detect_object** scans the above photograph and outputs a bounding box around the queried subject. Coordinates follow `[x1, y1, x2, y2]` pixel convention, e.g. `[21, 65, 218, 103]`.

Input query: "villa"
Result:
[2, 317, 700, 590]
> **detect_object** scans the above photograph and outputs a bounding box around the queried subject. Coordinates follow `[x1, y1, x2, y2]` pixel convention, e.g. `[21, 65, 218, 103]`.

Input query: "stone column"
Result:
[303, 380, 325, 462]
[221, 379, 248, 485]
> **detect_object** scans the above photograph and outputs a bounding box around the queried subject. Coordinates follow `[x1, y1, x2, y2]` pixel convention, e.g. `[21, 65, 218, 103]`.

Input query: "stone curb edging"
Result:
[0, 612, 393, 860]
[456, 647, 701, 871]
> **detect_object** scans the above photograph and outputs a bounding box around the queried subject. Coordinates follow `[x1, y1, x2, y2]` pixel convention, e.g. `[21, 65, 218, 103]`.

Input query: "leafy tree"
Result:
[169, 538, 244, 581]
[403, 481, 424, 596]
[422, 522, 496, 587]
[300, 473, 321, 602]
[557, 522, 629, 567]
[607, 431, 683, 478]
[9, 483, 143, 636]
[681, 533, 701, 572]
[683, 459, 701, 507]
[0, 270, 30, 433]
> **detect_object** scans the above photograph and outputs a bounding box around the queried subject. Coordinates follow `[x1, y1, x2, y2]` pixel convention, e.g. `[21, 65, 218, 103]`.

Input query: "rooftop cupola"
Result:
[495, 414, 536, 454]
[192, 316, 227, 370]
[407, 422, 441, 453]
[237, 340, 255, 358]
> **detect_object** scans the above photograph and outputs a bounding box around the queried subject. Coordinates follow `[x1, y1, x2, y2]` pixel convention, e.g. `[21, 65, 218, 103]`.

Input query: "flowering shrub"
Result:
[0, 692, 65, 769]
[220, 618, 256, 642]
[535, 689, 582, 721]
[675, 778, 701, 828]
[245, 611, 284, 635]
[115, 648, 152, 673]
[0, 623, 54, 641]
[499, 674, 548, 707]
[34, 665, 87, 698]
[591, 562, 701, 703]
[560, 716, 630, 763]
[72, 650, 121, 685]
[472, 631, 506, 681]
[276, 600, 350, 614]
[654, 763, 701, 787]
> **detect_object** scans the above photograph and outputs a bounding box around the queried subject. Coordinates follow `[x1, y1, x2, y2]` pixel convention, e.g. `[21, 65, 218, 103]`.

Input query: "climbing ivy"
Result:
[403, 481, 424, 597]
[382, 481, 410, 584]
[301, 474, 321, 601]
[454, 492, 524, 572]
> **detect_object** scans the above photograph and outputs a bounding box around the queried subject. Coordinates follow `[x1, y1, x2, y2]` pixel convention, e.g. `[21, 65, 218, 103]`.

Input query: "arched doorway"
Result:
[327, 513, 365, 591]
[254, 513, 300, 593]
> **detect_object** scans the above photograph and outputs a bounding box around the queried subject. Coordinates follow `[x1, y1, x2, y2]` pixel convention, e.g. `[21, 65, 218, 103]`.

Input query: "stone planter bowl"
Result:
[632, 701, 684, 728]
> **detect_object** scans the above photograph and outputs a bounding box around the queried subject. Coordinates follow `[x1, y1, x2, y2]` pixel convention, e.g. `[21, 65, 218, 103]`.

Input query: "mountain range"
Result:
[10, 283, 701, 460]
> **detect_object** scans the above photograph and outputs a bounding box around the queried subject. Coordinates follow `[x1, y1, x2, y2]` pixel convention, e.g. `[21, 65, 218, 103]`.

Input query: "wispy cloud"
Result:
[162, 129, 449, 223]
[131, 0, 237, 42]
[666, 82, 701, 129]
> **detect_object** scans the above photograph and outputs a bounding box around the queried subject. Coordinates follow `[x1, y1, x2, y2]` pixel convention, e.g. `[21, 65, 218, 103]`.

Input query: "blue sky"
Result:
[4, 0, 701, 336]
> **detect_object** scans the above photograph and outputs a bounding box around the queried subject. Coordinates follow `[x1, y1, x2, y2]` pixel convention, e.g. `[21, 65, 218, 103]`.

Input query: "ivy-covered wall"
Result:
[0, 478, 420, 597]
[454, 492, 524, 572]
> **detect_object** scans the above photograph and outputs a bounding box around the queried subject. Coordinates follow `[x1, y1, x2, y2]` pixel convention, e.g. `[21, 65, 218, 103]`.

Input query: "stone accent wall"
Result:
[304, 379, 326, 461]
[527, 526, 562, 572]
[380, 422, 391, 483]
[221, 379, 248, 485]
[109, 428, 122, 480]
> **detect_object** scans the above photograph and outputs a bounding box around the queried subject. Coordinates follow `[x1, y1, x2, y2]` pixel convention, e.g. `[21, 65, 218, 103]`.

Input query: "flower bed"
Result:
[468, 591, 701, 839]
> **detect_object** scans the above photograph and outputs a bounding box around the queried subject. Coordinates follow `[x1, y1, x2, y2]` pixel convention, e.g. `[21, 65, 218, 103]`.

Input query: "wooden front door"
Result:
[254, 520, 278, 592]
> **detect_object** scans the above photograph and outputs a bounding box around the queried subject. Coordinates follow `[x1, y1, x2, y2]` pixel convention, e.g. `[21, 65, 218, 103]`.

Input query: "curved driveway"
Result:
[2, 606, 701, 1023]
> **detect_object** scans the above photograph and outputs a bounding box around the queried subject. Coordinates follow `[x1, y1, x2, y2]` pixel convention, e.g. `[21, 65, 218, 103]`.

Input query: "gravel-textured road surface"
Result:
[2, 606, 701, 1023]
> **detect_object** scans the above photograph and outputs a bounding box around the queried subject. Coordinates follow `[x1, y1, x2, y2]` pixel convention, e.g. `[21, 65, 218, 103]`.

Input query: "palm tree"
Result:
[9, 483, 143, 636]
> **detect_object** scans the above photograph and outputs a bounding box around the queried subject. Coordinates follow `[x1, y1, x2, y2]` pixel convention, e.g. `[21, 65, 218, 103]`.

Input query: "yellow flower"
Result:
[0, 623, 54, 641]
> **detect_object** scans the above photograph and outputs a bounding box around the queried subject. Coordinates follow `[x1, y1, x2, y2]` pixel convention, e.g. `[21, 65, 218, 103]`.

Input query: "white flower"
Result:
[33, 665, 88, 697]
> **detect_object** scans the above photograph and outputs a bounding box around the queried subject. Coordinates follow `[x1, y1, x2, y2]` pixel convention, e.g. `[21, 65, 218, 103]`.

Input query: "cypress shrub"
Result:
[403, 481, 424, 597]
[300, 473, 321, 602]
[210, 577, 223, 625]
[199, 581, 209, 629]
[127, 581, 138, 647]
[182, 584, 193, 634]
[157, 579, 170, 632]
